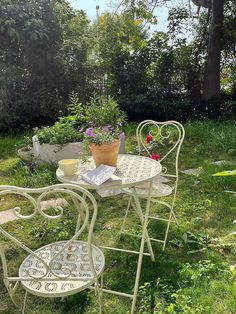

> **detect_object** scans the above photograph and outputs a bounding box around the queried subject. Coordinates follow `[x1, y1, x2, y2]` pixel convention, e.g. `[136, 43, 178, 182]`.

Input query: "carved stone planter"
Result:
[17, 147, 33, 162]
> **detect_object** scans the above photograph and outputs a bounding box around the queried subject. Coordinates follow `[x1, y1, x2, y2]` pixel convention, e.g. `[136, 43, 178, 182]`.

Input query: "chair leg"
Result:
[171, 210, 179, 225]
[22, 291, 28, 314]
[98, 274, 104, 314]
[5, 282, 22, 310]
[162, 207, 175, 251]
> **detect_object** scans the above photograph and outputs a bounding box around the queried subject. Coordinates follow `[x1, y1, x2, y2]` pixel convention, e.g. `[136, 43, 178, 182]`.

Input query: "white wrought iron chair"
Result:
[121, 120, 185, 251]
[0, 184, 105, 313]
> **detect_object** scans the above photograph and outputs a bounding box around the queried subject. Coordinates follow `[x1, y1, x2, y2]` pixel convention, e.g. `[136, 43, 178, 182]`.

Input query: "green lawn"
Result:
[0, 121, 236, 314]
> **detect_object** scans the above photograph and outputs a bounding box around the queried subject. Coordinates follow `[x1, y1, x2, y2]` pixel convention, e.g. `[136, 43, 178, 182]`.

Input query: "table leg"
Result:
[131, 185, 155, 262]
[131, 180, 154, 314]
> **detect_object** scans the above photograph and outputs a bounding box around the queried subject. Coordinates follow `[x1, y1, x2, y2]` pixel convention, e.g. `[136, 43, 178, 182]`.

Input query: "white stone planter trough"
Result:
[32, 135, 126, 164]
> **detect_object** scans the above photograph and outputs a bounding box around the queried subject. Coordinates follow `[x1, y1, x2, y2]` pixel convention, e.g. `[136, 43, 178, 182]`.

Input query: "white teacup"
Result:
[58, 159, 78, 176]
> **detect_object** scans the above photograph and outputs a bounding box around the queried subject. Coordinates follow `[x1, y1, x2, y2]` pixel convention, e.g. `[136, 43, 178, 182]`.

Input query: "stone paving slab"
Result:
[0, 209, 19, 225]
[181, 168, 203, 176]
[0, 198, 69, 225]
[209, 160, 236, 166]
[181, 160, 236, 177]
[40, 198, 69, 210]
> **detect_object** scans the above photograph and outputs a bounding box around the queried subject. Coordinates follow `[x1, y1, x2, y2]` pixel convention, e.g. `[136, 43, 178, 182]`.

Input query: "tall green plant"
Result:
[86, 95, 127, 127]
[68, 91, 85, 117]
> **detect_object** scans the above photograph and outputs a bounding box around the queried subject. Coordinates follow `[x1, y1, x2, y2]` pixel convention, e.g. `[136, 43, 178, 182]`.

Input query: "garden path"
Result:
[181, 160, 236, 176]
[0, 198, 68, 225]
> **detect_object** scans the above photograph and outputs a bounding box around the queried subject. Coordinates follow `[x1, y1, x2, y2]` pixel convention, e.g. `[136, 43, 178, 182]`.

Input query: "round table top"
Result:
[56, 154, 162, 189]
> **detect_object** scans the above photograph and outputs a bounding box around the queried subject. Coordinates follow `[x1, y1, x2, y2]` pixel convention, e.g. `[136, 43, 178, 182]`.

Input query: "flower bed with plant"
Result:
[35, 93, 126, 145]
[32, 93, 127, 163]
[35, 120, 85, 146]
[34, 92, 88, 145]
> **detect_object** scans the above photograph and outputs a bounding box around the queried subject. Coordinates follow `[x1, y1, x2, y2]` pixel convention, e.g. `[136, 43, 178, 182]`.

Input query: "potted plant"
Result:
[32, 93, 126, 164]
[17, 136, 33, 162]
[84, 125, 124, 167]
[83, 95, 127, 167]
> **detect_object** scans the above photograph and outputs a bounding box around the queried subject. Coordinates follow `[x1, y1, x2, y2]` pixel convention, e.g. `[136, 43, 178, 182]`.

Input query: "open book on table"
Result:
[81, 164, 122, 187]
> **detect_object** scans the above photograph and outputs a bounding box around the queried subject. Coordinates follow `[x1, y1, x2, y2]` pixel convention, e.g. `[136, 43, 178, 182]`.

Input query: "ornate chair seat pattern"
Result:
[19, 240, 105, 297]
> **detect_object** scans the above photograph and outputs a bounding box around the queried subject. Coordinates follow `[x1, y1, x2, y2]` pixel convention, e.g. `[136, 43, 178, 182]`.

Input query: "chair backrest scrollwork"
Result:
[136, 120, 185, 179]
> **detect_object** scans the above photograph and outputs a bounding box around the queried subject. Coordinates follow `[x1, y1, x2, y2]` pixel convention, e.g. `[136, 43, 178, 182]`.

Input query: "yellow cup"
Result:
[58, 159, 78, 176]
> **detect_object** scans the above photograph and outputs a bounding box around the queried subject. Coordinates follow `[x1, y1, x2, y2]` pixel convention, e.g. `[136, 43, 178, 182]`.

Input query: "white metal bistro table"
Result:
[56, 154, 162, 314]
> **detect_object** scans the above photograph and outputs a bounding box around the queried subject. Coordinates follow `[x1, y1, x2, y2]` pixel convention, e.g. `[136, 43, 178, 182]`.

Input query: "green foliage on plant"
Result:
[0, 0, 63, 130]
[0, 1, 94, 131]
[17, 136, 33, 150]
[35, 94, 126, 145]
[0, 0, 236, 130]
[213, 169, 236, 176]
[36, 123, 84, 145]
[67, 91, 86, 119]
[170, 230, 233, 254]
[85, 95, 127, 128]
[56, 115, 85, 129]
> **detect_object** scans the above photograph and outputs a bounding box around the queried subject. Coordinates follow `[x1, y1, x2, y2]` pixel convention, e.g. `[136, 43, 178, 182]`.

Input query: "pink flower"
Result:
[102, 125, 111, 132]
[150, 154, 160, 161]
[85, 127, 97, 138]
[146, 134, 153, 143]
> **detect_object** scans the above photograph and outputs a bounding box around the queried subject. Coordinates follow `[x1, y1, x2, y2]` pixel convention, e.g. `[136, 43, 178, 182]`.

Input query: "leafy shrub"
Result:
[0, 64, 64, 132]
[36, 123, 84, 145]
[119, 90, 236, 122]
[67, 91, 86, 118]
[86, 95, 127, 127]
[35, 94, 127, 144]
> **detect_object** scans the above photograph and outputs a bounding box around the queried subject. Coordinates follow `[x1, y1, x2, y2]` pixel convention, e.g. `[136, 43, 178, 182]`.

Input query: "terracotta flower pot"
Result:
[89, 140, 120, 167]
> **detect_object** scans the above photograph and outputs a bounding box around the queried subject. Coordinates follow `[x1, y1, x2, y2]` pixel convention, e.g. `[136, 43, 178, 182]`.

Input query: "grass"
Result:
[0, 121, 236, 314]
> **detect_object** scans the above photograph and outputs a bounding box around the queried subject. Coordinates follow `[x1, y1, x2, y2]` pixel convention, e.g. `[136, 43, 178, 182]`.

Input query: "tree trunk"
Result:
[191, 0, 211, 9]
[203, 0, 224, 100]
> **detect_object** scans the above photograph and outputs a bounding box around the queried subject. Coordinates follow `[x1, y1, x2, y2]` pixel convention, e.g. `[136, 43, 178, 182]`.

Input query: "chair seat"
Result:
[19, 241, 105, 298]
[123, 183, 173, 198]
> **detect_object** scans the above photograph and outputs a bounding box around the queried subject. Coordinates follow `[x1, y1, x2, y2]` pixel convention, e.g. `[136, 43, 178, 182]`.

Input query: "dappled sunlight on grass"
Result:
[0, 158, 20, 173]
[0, 121, 236, 313]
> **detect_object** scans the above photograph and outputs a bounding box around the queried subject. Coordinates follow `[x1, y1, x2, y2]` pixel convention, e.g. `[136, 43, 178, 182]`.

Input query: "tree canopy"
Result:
[0, 0, 235, 130]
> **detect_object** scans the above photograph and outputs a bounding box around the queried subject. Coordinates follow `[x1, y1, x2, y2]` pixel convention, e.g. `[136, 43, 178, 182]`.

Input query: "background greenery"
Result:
[0, 0, 235, 131]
